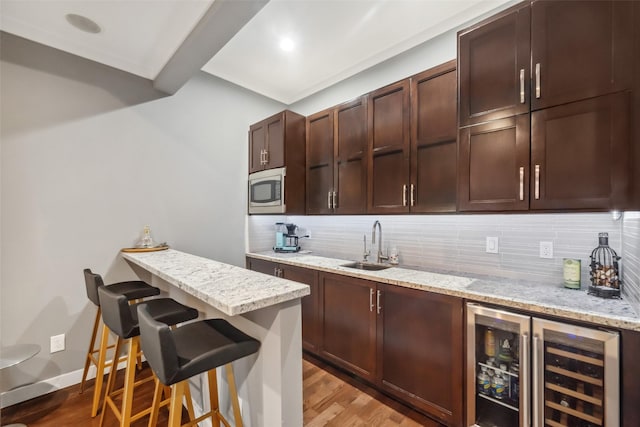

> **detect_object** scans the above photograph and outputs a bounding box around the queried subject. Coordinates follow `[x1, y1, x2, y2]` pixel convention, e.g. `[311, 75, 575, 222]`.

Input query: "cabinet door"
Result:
[264, 113, 284, 169]
[459, 115, 530, 212]
[245, 257, 277, 276]
[320, 273, 376, 382]
[411, 62, 458, 213]
[368, 80, 411, 213]
[377, 285, 463, 426]
[335, 97, 367, 214]
[530, 92, 630, 210]
[530, 0, 633, 111]
[249, 121, 266, 173]
[306, 109, 334, 214]
[280, 264, 320, 354]
[458, 3, 530, 126]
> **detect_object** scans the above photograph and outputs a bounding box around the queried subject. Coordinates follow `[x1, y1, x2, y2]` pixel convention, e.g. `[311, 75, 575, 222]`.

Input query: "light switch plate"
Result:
[486, 237, 499, 254]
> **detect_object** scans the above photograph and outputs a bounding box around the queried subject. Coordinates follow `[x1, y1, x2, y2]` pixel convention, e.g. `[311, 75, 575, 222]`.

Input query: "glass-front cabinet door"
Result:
[467, 303, 531, 427]
[532, 318, 619, 427]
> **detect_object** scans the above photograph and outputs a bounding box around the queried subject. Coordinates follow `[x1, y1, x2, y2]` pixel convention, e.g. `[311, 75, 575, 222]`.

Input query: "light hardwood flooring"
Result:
[1, 357, 442, 426]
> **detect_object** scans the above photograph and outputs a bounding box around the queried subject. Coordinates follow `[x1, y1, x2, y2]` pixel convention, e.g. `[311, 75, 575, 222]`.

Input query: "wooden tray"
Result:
[121, 245, 169, 253]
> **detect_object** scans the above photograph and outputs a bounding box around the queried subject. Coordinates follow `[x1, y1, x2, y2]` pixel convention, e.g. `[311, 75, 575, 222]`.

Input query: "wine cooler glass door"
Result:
[466, 303, 531, 427]
[532, 318, 619, 427]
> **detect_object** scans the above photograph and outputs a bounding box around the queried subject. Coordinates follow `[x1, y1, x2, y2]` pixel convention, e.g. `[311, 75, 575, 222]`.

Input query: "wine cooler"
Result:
[466, 303, 619, 427]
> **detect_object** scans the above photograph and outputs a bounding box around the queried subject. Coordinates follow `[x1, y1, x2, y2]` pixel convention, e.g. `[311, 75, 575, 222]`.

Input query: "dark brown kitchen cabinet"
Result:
[410, 61, 458, 213]
[530, 92, 631, 210]
[319, 272, 377, 382]
[458, 0, 635, 212]
[377, 284, 463, 426]
[245, 257, 278, 276]
[245, 257, 320, 354]
[459, 115, 530, 212]
[279, 264, 320, 354]
[459, 0, 632, 126]
[306, 109, 334, 214]
[306, 97, 368, 215]
[367, 80, 411, 213]
[248, 110, 305, 173]
[458, 2, 530, 126]
[334, 97, 368, 214]
[530, 0, 633, 111]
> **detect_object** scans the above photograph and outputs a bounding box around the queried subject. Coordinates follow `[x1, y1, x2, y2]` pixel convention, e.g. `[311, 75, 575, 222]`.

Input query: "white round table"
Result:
[0, 344, 40, 427]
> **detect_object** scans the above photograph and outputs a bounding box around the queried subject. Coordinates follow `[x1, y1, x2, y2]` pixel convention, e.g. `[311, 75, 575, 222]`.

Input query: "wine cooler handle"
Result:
[521, 333, 530, 427]
[532, 335, 541, 427]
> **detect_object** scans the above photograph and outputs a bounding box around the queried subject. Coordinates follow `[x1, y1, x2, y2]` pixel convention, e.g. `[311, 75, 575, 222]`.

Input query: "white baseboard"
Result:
[0, 358, 129, 409]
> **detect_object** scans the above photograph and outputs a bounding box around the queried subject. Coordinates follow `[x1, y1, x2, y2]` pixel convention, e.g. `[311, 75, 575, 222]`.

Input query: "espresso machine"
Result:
[274, 222, 302, 253]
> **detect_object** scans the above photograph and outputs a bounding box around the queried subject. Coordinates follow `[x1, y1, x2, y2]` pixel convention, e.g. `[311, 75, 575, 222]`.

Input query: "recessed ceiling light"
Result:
[279, 37, 295, 52]
[65, 13, 102, 34]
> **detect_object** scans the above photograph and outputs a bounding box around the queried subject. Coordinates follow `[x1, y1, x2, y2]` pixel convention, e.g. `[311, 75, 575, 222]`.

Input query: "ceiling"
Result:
[0, 0, 512, 104]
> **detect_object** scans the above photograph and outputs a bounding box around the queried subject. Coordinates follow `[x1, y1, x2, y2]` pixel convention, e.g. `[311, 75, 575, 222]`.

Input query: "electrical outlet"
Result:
[50, 334, 65, 353]
[540, 241, 553, 259]
[486, 237, 499, 254]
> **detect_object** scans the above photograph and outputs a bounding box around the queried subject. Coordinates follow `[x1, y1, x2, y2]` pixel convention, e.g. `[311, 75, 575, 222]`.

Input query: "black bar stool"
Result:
[98, 286, 199, 427]
[81, 268, 160, 417]
[137, 304, 260, 427]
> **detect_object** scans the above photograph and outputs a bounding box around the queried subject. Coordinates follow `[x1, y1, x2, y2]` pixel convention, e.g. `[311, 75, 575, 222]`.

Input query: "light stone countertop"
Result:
[246, 251, 640, 332]
[122, 249, 310, 316]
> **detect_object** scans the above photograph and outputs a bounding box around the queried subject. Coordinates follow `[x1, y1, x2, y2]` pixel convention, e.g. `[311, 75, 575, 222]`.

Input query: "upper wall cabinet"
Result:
[334, 97, 368, 214]
[459, 0, 632, 127]
[368, 80, 411, 213]
[410, 61, 458, 213]
[530, 0, 633, 111]
[306, 109, 334, 214]
[307, 97, 368, 215]
[458, 0, 634, 212]
[458, 2, 530, 126]
[249, 110, 305, 173]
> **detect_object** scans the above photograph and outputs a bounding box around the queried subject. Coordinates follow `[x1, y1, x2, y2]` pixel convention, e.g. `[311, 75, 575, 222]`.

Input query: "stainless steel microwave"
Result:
[248, 167, 286, 214]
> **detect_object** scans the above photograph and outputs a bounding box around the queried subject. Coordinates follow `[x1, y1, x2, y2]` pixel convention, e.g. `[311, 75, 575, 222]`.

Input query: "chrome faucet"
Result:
[371, 220, 389, 264]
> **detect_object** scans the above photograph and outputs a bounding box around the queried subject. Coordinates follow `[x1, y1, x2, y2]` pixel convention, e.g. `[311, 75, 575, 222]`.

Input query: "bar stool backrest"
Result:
[84, 268, 105, 307]
[137, 304, 179, 385]
[98, 286, 136, 339]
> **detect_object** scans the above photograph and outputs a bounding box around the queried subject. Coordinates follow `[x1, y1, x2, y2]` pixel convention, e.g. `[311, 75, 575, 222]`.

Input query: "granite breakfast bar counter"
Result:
[121, 249, 310, 427]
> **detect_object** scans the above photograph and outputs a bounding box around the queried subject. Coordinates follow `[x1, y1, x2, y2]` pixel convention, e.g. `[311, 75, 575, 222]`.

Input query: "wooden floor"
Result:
[1, 356, 441, 426]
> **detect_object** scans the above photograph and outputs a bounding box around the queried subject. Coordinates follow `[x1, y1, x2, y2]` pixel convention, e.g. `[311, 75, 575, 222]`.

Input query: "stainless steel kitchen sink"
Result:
[340, 261, 391, 271]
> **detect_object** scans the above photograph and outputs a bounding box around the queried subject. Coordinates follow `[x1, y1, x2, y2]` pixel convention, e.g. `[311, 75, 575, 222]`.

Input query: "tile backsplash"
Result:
[248, 212, 640, 315]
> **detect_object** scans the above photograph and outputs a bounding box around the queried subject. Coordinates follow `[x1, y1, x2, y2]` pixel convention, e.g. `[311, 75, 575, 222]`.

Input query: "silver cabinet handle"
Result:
[332, 191, 337, 209]
[519, 167, 524, 201]
[261, 149, 267, 165]
[327, 191, 332, 209]
[535, 63, 541, 99]
[410, 184, 415, 207]
[264, 149, 269, 165]
[519, 68, 525, 104]
[402, 184, 407, 207]
[521, 333, 530, 427]
[369, 288, 374, 312]
[376, 290, 381, 314]
[534, 164, 540, 200]
[274, 267, 278, 276]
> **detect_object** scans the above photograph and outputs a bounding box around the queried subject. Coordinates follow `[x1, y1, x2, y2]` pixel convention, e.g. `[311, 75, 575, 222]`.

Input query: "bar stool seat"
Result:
[138, 304, 260, 427]
[98, 286, 199, 427]
[81, 268, 160, 417]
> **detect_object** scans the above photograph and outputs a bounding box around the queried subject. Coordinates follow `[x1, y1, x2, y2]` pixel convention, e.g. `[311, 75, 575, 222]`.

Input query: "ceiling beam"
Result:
[153, 0, 269, 94]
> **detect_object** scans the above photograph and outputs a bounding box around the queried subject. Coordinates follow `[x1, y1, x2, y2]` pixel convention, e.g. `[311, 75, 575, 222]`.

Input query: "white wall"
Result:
[0, 32, 285, 391]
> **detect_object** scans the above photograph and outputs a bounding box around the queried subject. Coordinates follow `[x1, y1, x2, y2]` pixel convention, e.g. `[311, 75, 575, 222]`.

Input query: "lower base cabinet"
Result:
[319, 272, 464, 426]
[320, 272, 378, 382]
[377, 284, 464, 426]
[247, 258, 464, 426]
